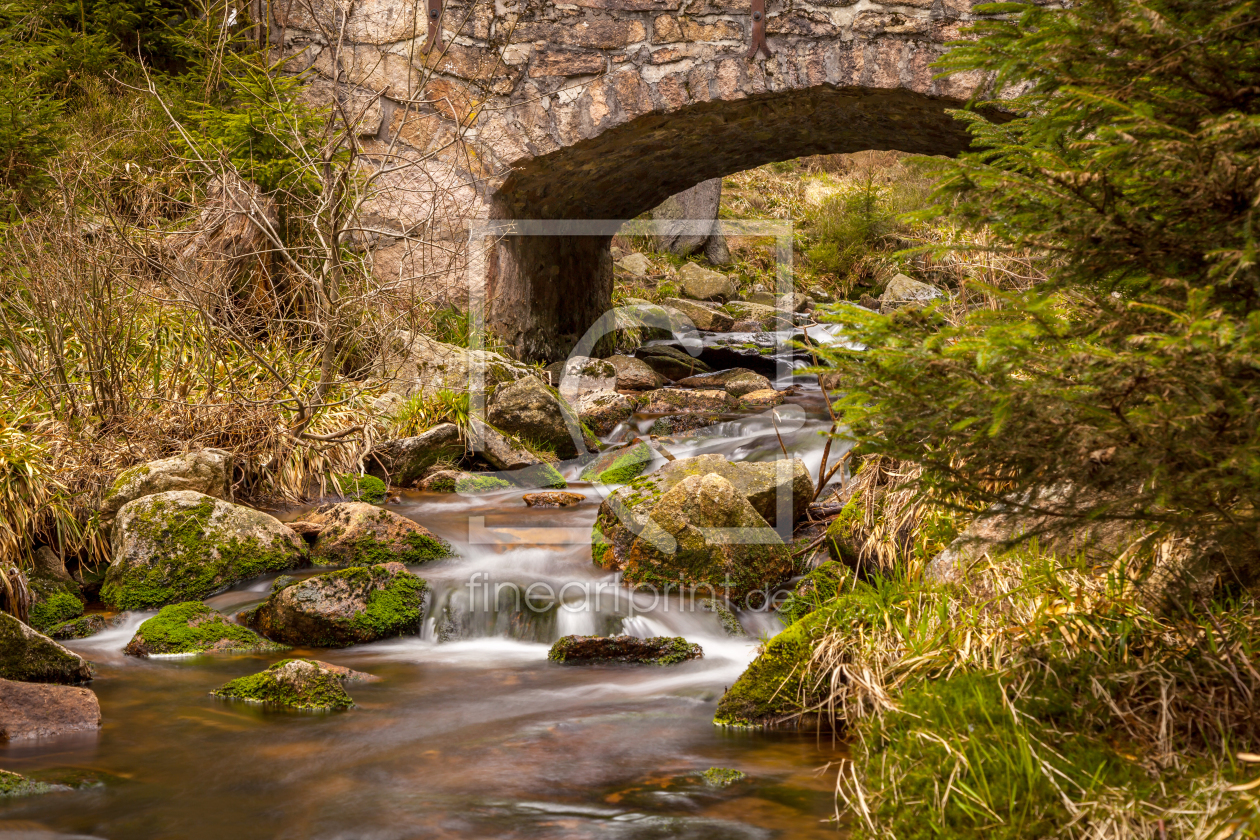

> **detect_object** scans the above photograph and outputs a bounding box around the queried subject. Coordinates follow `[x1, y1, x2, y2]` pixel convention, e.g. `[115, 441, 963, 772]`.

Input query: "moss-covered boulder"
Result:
[365, 423, 465, 486]
[778, 561, 849, 626]
[676, 368, 773, 397]
[242, 562, 428, 648]
[713, 608, 830, 728]
[48, 614, 119, 641]
[611, 474, 793, 602]
[580, 442, 653, 484]
[124, 602, 287, 657]
[700, 598, 745, 637]
[211, 658, 356, 710]
[0, 612, 93, 684]
[592, 454, 813, 583]
[27, 581, 84, 634]
[305, 502, 453, 567]
[102, 491, 307, 610]
[101, 448, 232, 522]
[487, 375, 586, 460]
[825, 496, 864, 566]
[547, 635, 702, 665]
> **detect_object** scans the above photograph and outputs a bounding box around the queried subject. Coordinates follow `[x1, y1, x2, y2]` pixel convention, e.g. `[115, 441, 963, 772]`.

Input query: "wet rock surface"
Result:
[0, 678, 101, 740]
[675, 368, 772, 397]
[243, 562, 428, 648]
[211, 658, 358, 710]
[548, 635, 703, 666]
[0, 612, 94, 684]
[634, 345, 710, 380]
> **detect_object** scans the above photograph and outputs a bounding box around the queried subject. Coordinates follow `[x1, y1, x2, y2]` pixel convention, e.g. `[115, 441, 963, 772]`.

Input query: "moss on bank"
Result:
[777, 561, 849, 626]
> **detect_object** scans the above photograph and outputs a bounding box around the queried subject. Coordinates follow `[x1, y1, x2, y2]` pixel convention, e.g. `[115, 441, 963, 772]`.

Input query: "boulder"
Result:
[677, 262, 736, 302]
[650, 177, 730, 265]
[607, 355, 664, 390]
[123, 602, 287, 657]
[0, 613, 93, 684]
[421, 470, 511, 494]
[31, 546, 71, 581]
[739, 389, 786, 409]
[0, 679, 100, 740]
[676, 368, 772, 397]
[575, 389, 633, 436]
[649, 413, 721, 437]
[558, 356, 617, 404]
[101, 448, 233, 521]
[641, 388, 736, 414]
[101, 491, 307, 610]
[385, 330, 532, 397]
[468, 418, 567, 489]
[304, 502, 453, 567]
[48, 614, 120, 641]
[747, 291, 777, 306]
[523, 491, 586, 508]
[723, 301, 782, 330]
[580, 441, 654, 484]
[332, 473, 387, 503]
[880, 273, 943, 313]
[593, 454, 812, 580]
[487, 375, 586, 459]
[365, 423, 465, 486]
[242, 562, 428, 648]
[548, 635, 703, 665]
[615, 252, 652, 277]
[661, 298, 735, 332]
[634, 345, 710, 380]
[611, 474, 793, 602]
[211, 658, 356, 710]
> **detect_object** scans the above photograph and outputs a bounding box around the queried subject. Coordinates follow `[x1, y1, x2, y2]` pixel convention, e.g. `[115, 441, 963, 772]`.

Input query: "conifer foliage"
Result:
[819, 1, 1260, 582]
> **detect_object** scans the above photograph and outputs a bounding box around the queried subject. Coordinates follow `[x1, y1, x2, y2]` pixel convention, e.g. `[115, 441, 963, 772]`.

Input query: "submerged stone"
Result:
[0, 612, 93, 684]
[305, 502, 453, 567]
[102, 491, 307, 610]
[547, 635, 702, 665]
[124, 602, 287, 657]
[211, 659, 356, 710]
[701, 767, 747, 788]
[243, 562, 428, 648]
[0, 769, 63, 797]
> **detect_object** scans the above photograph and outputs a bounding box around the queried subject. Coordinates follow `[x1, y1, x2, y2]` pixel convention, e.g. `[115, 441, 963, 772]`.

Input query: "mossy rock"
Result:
[487, 375, 586, 460]
[0, 769, 61, 797]
[102, 491, 307, 610]
[244, 562, 428, 648]
[455, 474, 512, 494]
[28, 583, 84, 633]
[506, 461, 567, 490]
[0, 612, 93, 684]
[211, 658, 355, 710]
[579, 442, 652, 484]
[48, 614, 119, 641]
[700, 767, 747, 788]
[334, 473, 388, 503]
[777, 561, 849, 626]
[700, 598, 745, 637]
[825, 495, 864, 566]
[124, 602, 288, 657]
[712, 608, 827, 728]
[101, 448, 232, 521]
[547, 635, 702, 665]
[305, 502, 454, 567]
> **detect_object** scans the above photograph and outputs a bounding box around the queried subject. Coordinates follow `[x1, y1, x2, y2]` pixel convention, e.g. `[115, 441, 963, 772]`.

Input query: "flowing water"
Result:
[0, 325, 851, 840]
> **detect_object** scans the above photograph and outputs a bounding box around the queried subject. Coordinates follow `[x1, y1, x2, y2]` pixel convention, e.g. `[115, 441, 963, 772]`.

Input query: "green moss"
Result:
[712, 609, 825, 727]
[334, 473, 387, 503]
[778, 561, 849, 626]
[426, 474, 457, 492]
[101, 496, 304, 610]
[211, 659, 354, 710]
[108, 462, 151, 496]
[401, 530, 454, 563]
[349, 571, 427, 637]
[588, 443, 652, 484]
[512, 462, 566, 490]
[825, 495, 864, 565]
[29, 589, 84, 632]
[455, 474, 512, 493]
[0, 770, 55, 797]
[125, 601, 287, 656]
[700, 598, 744, 636]
[701, 767, 747, 788]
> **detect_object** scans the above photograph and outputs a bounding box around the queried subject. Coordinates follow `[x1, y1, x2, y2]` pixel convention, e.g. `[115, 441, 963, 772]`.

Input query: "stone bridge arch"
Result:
[273, 0, 991, 361]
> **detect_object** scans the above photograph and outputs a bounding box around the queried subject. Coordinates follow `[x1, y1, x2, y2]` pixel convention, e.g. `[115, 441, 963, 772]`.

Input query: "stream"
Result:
[0, 324, 851, 840]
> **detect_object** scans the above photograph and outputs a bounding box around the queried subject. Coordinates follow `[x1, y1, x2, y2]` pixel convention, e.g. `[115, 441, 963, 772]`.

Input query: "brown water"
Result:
[1, 333, 851, 840]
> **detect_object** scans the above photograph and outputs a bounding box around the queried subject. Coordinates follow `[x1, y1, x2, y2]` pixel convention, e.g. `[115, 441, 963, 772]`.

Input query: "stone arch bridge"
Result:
[273, 0, 995, 361]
